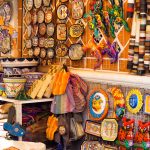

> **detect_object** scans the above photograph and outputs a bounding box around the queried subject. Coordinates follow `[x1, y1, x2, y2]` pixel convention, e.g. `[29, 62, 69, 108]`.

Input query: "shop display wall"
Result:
[22, 0, 132, 72]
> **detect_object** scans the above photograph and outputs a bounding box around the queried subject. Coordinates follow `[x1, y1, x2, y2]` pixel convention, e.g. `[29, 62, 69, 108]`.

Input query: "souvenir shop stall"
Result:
[0, 0, 149, 150]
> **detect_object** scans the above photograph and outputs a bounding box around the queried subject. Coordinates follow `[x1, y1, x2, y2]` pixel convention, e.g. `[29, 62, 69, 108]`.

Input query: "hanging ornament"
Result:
[87, 87, 109, 121]
[108, 87, 125, 119]
[126, 89, 143, 114]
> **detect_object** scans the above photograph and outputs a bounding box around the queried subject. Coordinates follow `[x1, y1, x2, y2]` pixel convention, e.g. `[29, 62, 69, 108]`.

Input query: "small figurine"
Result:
[116, 117, 135, 149]
[134, 121, 150, 150]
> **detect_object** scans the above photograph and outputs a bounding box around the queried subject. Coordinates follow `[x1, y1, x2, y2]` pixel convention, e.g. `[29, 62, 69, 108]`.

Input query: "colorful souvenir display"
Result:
[134, 121, 150, 150]
[143, 94, 150, 115]
[69, 44, 84, 61]
[84, 0, 130, 38]
[101, 119, 118, 141]
[72, 0, 84, 20]
[116, 117, 135, 149]
[108, 87, 125, 119]
[126, 89, 143, 114]
[85, 120, 101, 137]
[81, 141, 102, 150]
[87, 87, 109, 121]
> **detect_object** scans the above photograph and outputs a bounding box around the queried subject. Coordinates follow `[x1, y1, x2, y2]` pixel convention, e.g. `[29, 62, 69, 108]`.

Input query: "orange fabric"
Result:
[52, 70, 70, 95]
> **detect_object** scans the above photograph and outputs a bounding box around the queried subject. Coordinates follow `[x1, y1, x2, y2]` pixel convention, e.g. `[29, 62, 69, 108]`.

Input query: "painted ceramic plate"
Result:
[44, 38, 54, 48]
[32, 36, 38, 47]
[25, 11, 32, 25]
[43, 0, 51, 6]
[143, 94, 150, 115]
[101, 119, 118, 141]
[28, 48, 34, 57]
[47, 48, 54, 59]
[26, 39, 32, 49]
[32, 9, 37, 24]
[87, 88, 109, 121]
[57, 24, 67, 41]
[57, 5, 68, 20]
[81, 141, 102, 150]
[126, 89, 143, 114]
[32, 24, 38, 37]
[40, 48, 46, 58]
[37, 10, 45, 23]
[47, 23, 54, 37]
[56, 43, 68, 57]
[39, 23, 46, 36]
[45, 8, 52, 23]
[34, 0, 42, 9]
[69, 44, 84, 60]
[34, 47, 40, 57]
[39, 37, 45, 47]
[85, 121, 101, 137]
[69, 24, 84, 38]
[72, 0, 84, 20]
[25, 0, 33, 11]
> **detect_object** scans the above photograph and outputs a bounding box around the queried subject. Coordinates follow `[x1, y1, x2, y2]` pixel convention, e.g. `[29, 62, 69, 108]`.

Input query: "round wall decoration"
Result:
[43, 0, 51, 6]
[47, 48, 54, 59]
[34, 0, 42, 9]
[45, 8, 52, 23]
[24, 11, 32, 25]
[126, 89, 143, 114]
[47, 23, 54, 37]
[101, 119, 118, 141]
[57, 5, 68, 20]
[39, 23, 46, 36]
[87, 87, 109, 121]
[37, 10, 45, 24]
[56, 43, 68, 57]
[32, 9, 37, 24]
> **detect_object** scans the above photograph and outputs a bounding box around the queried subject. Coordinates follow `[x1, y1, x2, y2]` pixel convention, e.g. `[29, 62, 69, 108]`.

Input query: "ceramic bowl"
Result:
[3, 77, 26, 98]
[22, 72, 44, 90]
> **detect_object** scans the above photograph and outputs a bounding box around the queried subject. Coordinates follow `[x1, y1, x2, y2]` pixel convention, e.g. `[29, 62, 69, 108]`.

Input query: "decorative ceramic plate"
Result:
[24, 11, 32, 25]
[32, 9, 37, 24]
[37, 10, 45, 23]
[39, 23, 46, 36]
[33, 47, 40, 57]
[45, 8, 52, 23]
[44, 38, 54, 48]
[32, 24, 38, 37]
[34, 0, 42, 9]
[32, 36, 38, 47]
[69, 24, 84, 38]
[101, 119, 118, 141]
[26, 39, 32, 49]
[39, 37, 45, 47]
[69, 44, 84, 60]
[85, 120, 101, 137]
[27, 25, 32, 38]
[25, 0, 33, 11]
[126, 89, 143, 114]
[143, 94, 150, 115]
[56, 43, 68, 57]
[40, 48, 46, 58]
[72, 0, 84, 20]
[47, 23, 54, 37]
[28, 48, 34, 57]
[43, 0, 51, 6]
[47, 48, 54, 59]
[87, 87, 109, 121]
[57, 5, 68, 20]
[81, 141, 102, 150]
[57, 24, 67, 41]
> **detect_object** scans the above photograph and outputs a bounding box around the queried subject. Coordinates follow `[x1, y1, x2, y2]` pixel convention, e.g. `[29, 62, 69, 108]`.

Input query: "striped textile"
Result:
[127, 0, 135, 18]
[144, 0, 150, 72]
[137, 0, 147, 75]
